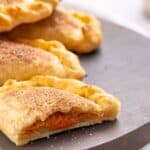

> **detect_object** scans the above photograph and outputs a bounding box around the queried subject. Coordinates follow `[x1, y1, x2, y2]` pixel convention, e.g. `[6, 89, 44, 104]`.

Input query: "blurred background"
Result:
[63, 0, 150, 38]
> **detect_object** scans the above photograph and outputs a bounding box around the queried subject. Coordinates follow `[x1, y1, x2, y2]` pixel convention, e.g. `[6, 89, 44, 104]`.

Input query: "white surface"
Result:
[62, 0, 150, 38]
[141, 143, 150, 149]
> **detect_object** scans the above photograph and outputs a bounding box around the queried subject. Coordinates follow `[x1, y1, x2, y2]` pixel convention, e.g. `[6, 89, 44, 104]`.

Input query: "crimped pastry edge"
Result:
[0, 0, 59, 32]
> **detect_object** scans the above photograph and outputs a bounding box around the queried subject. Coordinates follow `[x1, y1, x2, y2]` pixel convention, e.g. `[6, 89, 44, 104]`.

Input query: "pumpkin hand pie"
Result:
[0, 75, 121, 145]
[0, 0, 60, 32]
[0, 39, 85, 85]
[6, 7, 102, 53]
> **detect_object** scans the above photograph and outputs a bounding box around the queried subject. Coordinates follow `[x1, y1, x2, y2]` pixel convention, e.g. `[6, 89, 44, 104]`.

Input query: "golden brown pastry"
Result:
[0, 0, 59, 32]
[13, 38, 86, 79]
[6, 7, 102, 53]
[0, 75, 120, 145]
[0, 39, 85, 85]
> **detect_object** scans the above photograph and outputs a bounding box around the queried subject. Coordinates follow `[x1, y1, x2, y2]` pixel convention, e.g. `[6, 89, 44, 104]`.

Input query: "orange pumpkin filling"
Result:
[29, 112, 78, 131]
[23, 111, 98, 136]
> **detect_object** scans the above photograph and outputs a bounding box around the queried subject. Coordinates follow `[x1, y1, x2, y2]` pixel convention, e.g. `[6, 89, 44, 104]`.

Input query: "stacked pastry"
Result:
[0, 0, 120, 146]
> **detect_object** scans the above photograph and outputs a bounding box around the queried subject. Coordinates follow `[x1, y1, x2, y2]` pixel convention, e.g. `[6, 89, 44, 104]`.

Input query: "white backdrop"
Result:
[62, 0, 150, 38]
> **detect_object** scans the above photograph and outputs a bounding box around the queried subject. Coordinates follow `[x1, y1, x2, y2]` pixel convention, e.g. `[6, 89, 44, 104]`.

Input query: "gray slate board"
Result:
[0, 13, 150, 150]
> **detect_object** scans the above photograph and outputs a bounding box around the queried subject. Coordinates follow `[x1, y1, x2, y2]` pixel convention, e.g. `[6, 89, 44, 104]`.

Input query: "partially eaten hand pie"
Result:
[6, 7, 102, 53]
[0, 0, 59, 32]
[0, 39, 85, 85]
[0, 75, 121, 145]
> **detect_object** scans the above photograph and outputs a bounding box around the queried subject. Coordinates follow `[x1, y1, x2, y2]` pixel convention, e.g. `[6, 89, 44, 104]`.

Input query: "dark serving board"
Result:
[0, 7, 150, 150]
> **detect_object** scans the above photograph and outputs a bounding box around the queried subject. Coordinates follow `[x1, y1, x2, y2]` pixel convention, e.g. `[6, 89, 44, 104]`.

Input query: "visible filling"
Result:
[22, 111, 99, 138]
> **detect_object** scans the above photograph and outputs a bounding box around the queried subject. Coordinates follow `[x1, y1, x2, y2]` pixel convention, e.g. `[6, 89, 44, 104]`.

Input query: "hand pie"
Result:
[0, 75, 121, 145]
[12, 38, 86, 79]
[0, 39, 85, 85]
[6, 7, 102, 53]
[0, 0, 59, 32]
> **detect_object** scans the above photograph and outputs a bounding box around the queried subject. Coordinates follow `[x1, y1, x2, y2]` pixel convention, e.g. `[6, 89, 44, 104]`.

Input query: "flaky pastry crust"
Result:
[0, 0, 59, 32]
[0, 39, 85, 85]
[12, 38, 86, 79]
[2, 75, 121, 119]
[6, 7, 102, 53]
[0, 75, 120, 145]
